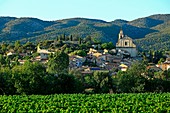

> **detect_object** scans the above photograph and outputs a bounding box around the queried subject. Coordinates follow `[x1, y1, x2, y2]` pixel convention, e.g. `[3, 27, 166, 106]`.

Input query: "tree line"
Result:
[0, 49, 170, 95]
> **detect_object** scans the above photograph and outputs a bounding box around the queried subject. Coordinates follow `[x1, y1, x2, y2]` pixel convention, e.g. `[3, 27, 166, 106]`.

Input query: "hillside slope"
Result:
[0, 14, 170, 51]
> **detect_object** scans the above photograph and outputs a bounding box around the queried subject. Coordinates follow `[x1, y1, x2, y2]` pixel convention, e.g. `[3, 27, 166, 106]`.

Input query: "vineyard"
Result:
[0, 93, 170, 112]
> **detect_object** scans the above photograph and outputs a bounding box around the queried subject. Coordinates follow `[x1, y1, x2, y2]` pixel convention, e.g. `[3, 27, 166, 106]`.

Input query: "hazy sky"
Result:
[0, 0, 170, 21]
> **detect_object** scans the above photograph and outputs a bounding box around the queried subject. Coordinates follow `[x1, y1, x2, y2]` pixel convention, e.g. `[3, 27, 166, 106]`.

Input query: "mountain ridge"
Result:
[0, 14, 170, 51]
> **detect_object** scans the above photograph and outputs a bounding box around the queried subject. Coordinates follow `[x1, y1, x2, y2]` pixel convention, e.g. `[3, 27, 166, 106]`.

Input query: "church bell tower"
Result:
[118, 29, 124, 39]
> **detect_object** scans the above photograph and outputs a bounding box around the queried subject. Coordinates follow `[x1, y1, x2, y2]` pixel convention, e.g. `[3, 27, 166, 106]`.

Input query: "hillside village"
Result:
[4, 29, 170, 74]
[0, 27, 170, 95]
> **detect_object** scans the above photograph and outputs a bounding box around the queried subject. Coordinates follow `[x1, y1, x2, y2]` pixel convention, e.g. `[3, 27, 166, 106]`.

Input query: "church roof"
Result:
[121, 35, 132, 40]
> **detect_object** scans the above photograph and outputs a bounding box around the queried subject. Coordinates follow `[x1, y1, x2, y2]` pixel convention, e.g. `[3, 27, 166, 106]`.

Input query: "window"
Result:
[125, 41, 128, 46]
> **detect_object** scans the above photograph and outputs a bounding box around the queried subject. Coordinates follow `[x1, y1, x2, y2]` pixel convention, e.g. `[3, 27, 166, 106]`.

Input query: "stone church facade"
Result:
[116, 29, 137, 57]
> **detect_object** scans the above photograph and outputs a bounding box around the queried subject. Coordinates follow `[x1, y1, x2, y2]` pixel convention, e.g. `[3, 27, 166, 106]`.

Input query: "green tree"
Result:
[101, 42, 115, 50]
[70, 50, 87, 57]
[63, 34, 66, 41]
[101, 43, 108, 50]
[23, 42, 36, 52]
[57, 73, 82, 93]
[47, 50, 69, 74]
[64, 47, 73, 54]
[7, 44, 14, 51]
[5, 56, 10, 68]
[12, 61, 46, 94]
[0, 67, 16, 95]
[76, 50, 86, 57]
[116, 62, 147, 93]
[79, 44, 87, 50]
[1, 43, 7, 54]
[158, 58, 165, 64]
[43, 75, 55, 94]
[0, 54, 6, 66]
[14, 41, 21, 51]
[10, 56, 19, 67]
[107, 42, 115, 49]
[167, 69, 170, 79]
[0, 73, 5, 94]
[84, 71, 112, 93]
[85, 41, 91, 48]
[84, 36, 92, 43]
[93, 71, 112, 93]
[78, 38, 82, 45]
[60, 44, 67, 51]
[70, 35, 73, 41]
[44, 72, 83, 94]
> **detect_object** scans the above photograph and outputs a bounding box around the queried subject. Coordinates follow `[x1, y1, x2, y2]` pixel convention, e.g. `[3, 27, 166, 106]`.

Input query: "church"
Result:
[116, 29, 137, 57]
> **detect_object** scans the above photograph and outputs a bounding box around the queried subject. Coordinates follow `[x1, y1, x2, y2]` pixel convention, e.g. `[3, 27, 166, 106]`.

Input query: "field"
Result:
[0, 93, 170, 112]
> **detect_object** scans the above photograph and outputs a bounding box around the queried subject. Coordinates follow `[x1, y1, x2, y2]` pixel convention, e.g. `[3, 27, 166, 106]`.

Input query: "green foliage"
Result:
[64, 47, 73, 54]
[158, 58, 165, 64]
[84, 71, 113, 93]
[70, 50, 87, 57]
[32, 52, 39, 58]
[23, 42, 36, 51]
[167, 69, 170, 79]
[0, 43, 7, 54]
[101, 42, 115, 50]
[93, 71, 112, 93]
[101, 43, 108, 49]
[1, 14, 170, 52]
[14, 41, 21, 50]
[146, 50, 165, 63]
[0, 93, 170, 112]
[43, 73, 82, 94]
[129, 17, 163, 28]
[135, 33, 170, 52]
[0, 54, 6, 66]
[0, 67, 15, 95]
[115, 61, 170, 93]
[116, 62, 147, 93]
[47, 50, 69, 74]
[12, 61, 46, 94]
[0, 58, 170, 94]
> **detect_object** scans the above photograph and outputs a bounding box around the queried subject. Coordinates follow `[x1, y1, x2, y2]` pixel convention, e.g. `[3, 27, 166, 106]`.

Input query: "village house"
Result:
[112, 56, 122, 63]
[96, 54, 115, 67]
[104, 62, 119, 70]
[69, 55, 86, 68]
[156, 58, 170, 71]
[147, 65, 162, 72]
[119, 64, 128, 71]
[86, 48, 102, 64]
[18, 59, 27, 65]
[85, 47, 127, 71]
[95, 55, 105, 67]
[103, 53, 115, 62]
[6, 51, 16, 56]
[37, 44, 54, 60]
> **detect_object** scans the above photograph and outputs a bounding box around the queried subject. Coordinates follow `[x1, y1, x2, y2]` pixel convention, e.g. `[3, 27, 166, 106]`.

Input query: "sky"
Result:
[0, 0, 170, 22]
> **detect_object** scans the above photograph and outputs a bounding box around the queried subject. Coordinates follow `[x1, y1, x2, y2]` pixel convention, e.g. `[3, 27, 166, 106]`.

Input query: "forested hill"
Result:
[0, 14, 170, 51]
